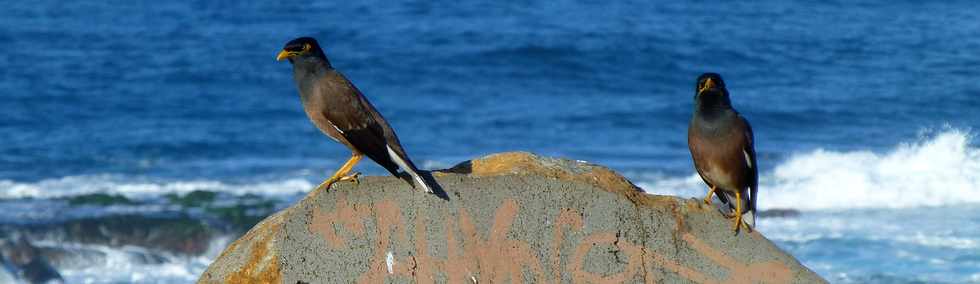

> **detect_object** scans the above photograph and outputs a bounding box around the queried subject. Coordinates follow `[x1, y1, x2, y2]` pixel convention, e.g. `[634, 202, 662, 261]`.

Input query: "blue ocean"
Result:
[2, 1, 979, 283]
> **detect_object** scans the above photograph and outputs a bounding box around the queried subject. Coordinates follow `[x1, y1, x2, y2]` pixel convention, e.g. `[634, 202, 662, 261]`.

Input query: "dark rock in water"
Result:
[20, 258, 63, 284]
[0, 192, 282, 265]
[1, 238, 36, 267]
[124, 249, 170, 265]
[36, 246, 108, 269]
[167, 190, 281, 233]
[0, 237, 64, 284]
[62, 215, 212, 255]
[211, 204, 279, 231]
[4, 215, 217, 256]
[760, 208, 802, 218]
[65, 193, 137, 206]
[198, 152, 827, 283]
[38, 245, 169, 270]
[166, 190, 218, 208]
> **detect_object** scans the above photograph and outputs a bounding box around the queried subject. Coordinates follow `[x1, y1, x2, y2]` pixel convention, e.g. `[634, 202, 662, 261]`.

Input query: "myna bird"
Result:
[688, 73, 757, 233]
[277, 37, 436, 193]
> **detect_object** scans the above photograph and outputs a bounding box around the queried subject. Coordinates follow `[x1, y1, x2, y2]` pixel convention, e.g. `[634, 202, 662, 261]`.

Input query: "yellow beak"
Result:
[699, 78, 715, 94]
[276, 50, 294, 61]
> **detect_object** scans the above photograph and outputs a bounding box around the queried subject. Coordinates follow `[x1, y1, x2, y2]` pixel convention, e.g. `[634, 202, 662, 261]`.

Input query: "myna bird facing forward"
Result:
[688, 73, 758, 233]
[277, 37, 436, 193]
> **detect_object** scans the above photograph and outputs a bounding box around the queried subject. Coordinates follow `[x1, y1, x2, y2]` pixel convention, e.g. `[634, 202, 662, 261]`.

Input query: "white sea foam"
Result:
[52, 244, 213, 284]
[0, 176, 314, 200]
[641, 129, 980, 210]
[3, 130, 978, 211]
[30, 235, 232, 284]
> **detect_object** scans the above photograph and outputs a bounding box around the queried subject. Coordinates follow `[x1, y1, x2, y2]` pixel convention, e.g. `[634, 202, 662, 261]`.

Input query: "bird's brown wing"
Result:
[717, 116, 758, 226]
[688, 125, 715, 191]
[315, 71, 403, 176]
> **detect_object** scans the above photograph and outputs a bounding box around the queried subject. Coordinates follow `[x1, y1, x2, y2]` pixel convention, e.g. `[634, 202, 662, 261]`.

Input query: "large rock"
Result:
[198, 152, 825, 283]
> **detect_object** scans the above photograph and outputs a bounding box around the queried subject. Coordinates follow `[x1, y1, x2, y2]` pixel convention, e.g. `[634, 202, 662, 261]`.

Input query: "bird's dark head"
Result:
[276, 37, 329, 66]
[695, 73, 727, 96]
[694, 73, 732, 111]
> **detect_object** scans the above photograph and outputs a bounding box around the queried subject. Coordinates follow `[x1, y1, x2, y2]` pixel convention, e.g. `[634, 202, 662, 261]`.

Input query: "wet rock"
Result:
[4, 215, 215, 256]
[65, 193, 136, 206]
[36, 246, 108, 269]
[166, 190, 218, 208]
[759, 208, 802, 218]
[0, 237, 63, 284]
[199, 152, 827, 283]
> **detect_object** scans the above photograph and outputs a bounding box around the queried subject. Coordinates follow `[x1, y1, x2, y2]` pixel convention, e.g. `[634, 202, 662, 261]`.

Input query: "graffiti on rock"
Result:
[309, 195, 792, 283]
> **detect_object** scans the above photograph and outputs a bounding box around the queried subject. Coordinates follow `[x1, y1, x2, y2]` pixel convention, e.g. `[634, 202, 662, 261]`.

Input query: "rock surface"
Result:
[198, 152, 826, 283]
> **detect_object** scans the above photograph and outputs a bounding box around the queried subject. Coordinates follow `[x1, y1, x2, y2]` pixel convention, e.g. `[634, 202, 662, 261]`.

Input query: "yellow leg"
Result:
[703, 185, 717, 205]
[730, 191, 752, 233]
[314, 154, 363, 191]
[732, 191, 742, 232]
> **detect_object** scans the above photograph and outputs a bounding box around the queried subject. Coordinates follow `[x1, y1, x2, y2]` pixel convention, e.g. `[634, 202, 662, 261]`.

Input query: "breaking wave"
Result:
[0, 176, 314, 200]
[640, 129, 980, 210]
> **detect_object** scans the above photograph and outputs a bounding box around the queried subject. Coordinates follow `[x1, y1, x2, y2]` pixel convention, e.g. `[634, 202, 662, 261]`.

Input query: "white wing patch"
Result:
[315, 120, 342, 143]
[743, 149, 753, 169]
[328, 121, 344, 134]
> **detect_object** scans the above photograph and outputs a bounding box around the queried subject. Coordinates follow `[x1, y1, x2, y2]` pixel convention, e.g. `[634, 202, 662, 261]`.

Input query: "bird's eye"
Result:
[302, 43, 311, 51]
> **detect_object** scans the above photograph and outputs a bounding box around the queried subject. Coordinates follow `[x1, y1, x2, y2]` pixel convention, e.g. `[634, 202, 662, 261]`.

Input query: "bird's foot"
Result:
[338, 172, 360, 185]
[732, 213, 741, 232]
[314, 177, 339, 192]
[313, 172, 361, 192]
[729, 214, 753, 234]
[703, 186, 717, 206]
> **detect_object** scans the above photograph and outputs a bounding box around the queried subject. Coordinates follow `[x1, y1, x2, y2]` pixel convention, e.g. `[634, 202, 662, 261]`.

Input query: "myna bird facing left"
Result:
[277, 37, 436, 193]
[688, 73, 758, 233]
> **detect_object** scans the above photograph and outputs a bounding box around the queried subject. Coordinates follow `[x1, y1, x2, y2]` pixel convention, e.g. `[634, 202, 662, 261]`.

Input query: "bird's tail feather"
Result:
[412, 173, 435, 194]
[386, 146, 435, 193]
[742, 207, 755, 228]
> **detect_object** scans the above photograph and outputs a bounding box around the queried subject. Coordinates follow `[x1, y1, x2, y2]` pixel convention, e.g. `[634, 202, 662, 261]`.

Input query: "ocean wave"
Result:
[640, 129, 980, 210]
[3, 130, 978, 211]
[33, 240, 221, 284]
[756, 206, 980, 284]
[0, 176, 314, 200]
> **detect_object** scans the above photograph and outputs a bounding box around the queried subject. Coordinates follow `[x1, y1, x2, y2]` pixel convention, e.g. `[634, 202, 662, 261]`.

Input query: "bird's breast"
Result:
[702, 163, 738, 191]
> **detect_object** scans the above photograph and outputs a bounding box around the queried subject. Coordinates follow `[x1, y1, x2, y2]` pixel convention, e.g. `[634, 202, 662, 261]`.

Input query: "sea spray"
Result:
[641, 129, 980, 210]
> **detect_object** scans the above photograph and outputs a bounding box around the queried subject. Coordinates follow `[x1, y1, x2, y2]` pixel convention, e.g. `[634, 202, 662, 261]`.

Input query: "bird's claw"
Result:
[339, 172, 361, 185]
[729, 214, 752, 234]
[314, 178, 337, 192]
[315, 172, 361, 192]
[731, 213, 742, 232]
